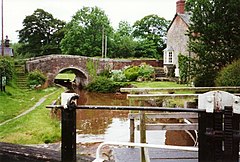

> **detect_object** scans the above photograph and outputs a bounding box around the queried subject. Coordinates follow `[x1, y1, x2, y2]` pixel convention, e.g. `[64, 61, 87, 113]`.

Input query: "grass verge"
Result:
[0, 87, 64, 144]
[131, 81, 187, 88]
[0, 86, 61, 123]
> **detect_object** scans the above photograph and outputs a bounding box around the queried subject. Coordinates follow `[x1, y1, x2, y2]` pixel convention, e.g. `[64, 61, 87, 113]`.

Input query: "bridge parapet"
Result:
[25, 55, 163, 87]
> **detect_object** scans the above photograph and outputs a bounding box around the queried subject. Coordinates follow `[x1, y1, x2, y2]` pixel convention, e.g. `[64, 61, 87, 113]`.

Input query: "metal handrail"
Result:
[93, 141, 198, 162]
[46, 104, 205, 112]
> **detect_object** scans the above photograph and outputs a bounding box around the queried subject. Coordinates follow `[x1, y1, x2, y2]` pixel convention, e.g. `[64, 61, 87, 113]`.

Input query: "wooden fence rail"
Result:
[121, 86, 240, 94]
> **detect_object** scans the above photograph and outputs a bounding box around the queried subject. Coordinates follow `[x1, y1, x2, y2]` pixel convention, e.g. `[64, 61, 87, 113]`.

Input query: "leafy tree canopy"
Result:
[60, 6, 113, 57]
[186, 0, 240, 86]
[132, 14, 170, 58]
[109, 21, 136, 58]
[18, 9, 66, 57]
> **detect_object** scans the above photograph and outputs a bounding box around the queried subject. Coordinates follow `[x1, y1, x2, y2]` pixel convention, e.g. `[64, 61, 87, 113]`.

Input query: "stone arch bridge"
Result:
[26, 55, 162, 87]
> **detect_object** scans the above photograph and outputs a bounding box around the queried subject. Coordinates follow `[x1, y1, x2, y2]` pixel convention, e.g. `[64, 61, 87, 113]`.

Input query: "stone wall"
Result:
[26, 55, 163, 86]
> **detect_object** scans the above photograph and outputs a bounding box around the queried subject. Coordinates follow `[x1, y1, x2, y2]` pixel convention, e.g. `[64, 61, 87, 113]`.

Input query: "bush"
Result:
[85, 76, 129, 93]
[0, 58, 14, 85]
[138, 63, 155, 80]
[123, 64, 155, 81]
[123, 66, 140, 81]
[110, 70, 127, 82]
[27, 70, 46, 88]
[215, 60, 240, 86]
[194, 71, 216, 87]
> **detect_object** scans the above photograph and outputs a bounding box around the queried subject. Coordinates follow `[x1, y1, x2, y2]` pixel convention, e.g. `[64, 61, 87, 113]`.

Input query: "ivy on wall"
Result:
[178, 54, 195, 84]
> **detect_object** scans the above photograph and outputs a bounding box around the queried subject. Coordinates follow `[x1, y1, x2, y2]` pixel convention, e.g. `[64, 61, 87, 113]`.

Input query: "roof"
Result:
[164, 46, 174, 51]
[167, 12, 191, 32]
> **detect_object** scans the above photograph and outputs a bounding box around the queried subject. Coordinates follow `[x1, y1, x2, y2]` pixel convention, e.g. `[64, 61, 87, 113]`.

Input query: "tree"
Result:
[18, 9, 66, 57]
[60, 7, 113, 57]
[0, 58, 14, 85]
[109, 21, 136, 58]
[186, 0, 240, 86]
[132, 14, 170, 58]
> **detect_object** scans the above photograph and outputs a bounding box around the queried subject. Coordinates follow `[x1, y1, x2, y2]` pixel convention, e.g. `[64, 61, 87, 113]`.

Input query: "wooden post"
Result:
[224, 106, 239, 162]
[129, 118, 135, 143]
[61, 107, 76, 162]
[232, 113, 240, 162]
[198, 111, 207, 162]
[61, 95, 79, 162]
[139, 111, 146, 162]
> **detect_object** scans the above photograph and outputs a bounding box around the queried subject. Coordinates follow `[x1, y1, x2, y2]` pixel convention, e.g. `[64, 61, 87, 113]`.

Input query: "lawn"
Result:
[0, 86, 62, 123]
[55, 73, 76, 81]
[131, 81, 188, 88]
[0, 86, 64, 144]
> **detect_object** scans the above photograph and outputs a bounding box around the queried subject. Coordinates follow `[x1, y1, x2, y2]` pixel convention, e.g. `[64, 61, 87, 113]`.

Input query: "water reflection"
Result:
[64, 89, 194, 146]
[73, 90, 167, 145]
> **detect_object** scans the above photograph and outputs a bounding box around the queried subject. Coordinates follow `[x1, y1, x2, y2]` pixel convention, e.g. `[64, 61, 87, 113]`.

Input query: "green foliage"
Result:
[86, 59, 98, 80]
[134, 39, 158, 59]
[123, 64, 155, 81]
[110, 70, 127, 82]
[124, 66, 140, 81]
[60, 6, 112, 56]
[138, 63, 155, 80]
[27, 70, 46, 88]
[109, 21, 137, 58]
[215, 60, 240, 86]
[133, 14, 170, 58]
[0, 58, 14, 85]
[194, 69, 217, 87]
[18, 9, 66, 57]
[186, 0, 240, 86]
[85, 76, 129, 93]
[178, 54, 195, 84]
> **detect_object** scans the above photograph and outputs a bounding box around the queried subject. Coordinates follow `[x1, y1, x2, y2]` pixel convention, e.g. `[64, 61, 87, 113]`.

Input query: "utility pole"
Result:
[1, 0, 4, 56]
[104, 35, 107, 58]
[102, 27, 104, 58]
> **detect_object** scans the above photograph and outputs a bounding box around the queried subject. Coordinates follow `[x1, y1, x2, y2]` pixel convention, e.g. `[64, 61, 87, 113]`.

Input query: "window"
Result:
[168, 51, 173, 63]
[163, 47, 174, 64]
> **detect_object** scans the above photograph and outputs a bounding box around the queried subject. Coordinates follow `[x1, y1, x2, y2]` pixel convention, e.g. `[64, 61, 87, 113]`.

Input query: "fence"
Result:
[46, 90, 240, 162]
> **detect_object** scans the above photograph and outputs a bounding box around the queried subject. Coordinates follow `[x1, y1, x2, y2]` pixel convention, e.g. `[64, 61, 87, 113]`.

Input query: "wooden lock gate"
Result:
[46, 91, 240, 162]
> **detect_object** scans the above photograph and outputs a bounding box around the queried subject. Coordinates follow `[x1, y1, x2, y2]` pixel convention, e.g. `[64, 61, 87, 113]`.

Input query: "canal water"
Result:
[74, 89, 166, 145]
[71, 89, 194, 146]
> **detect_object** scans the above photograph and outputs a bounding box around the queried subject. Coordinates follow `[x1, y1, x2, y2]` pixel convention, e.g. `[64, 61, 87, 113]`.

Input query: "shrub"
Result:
[110, 70, 127, 82]
[0, 58, 14, 85]
[123, 66, 140, 81]
[138, 63, 155, 81]
[27, 70, 46, 88]
[194, 71, 216, 87]
[85, 76, 129, 93]
[123, 64, 155, 81]
[215, 60, 240, 86]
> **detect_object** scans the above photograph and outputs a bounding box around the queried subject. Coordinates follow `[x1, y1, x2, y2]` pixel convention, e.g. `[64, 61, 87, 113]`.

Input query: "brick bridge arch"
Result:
[26, 54, 162, 86]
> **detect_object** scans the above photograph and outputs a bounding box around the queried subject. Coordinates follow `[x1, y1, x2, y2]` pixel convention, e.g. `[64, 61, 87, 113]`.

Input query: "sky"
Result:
[2, 0, 177, 43]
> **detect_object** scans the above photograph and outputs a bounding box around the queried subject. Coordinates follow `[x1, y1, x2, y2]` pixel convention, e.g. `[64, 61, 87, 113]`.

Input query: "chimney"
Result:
[176, 0, 185, 14]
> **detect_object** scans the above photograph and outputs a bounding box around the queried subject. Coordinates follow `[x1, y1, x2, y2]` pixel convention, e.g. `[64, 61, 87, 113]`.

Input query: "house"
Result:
[0, 36, 14, 57]
[163, 0, 190, 77]
[0, 47, 14, 57]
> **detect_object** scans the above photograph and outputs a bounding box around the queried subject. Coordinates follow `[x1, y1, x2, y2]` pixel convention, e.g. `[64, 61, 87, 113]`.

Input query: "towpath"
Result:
[0, 92, 54, 126]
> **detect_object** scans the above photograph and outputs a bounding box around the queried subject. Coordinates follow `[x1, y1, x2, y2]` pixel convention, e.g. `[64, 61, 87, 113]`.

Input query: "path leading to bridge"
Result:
[0, 92, 54, 126]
